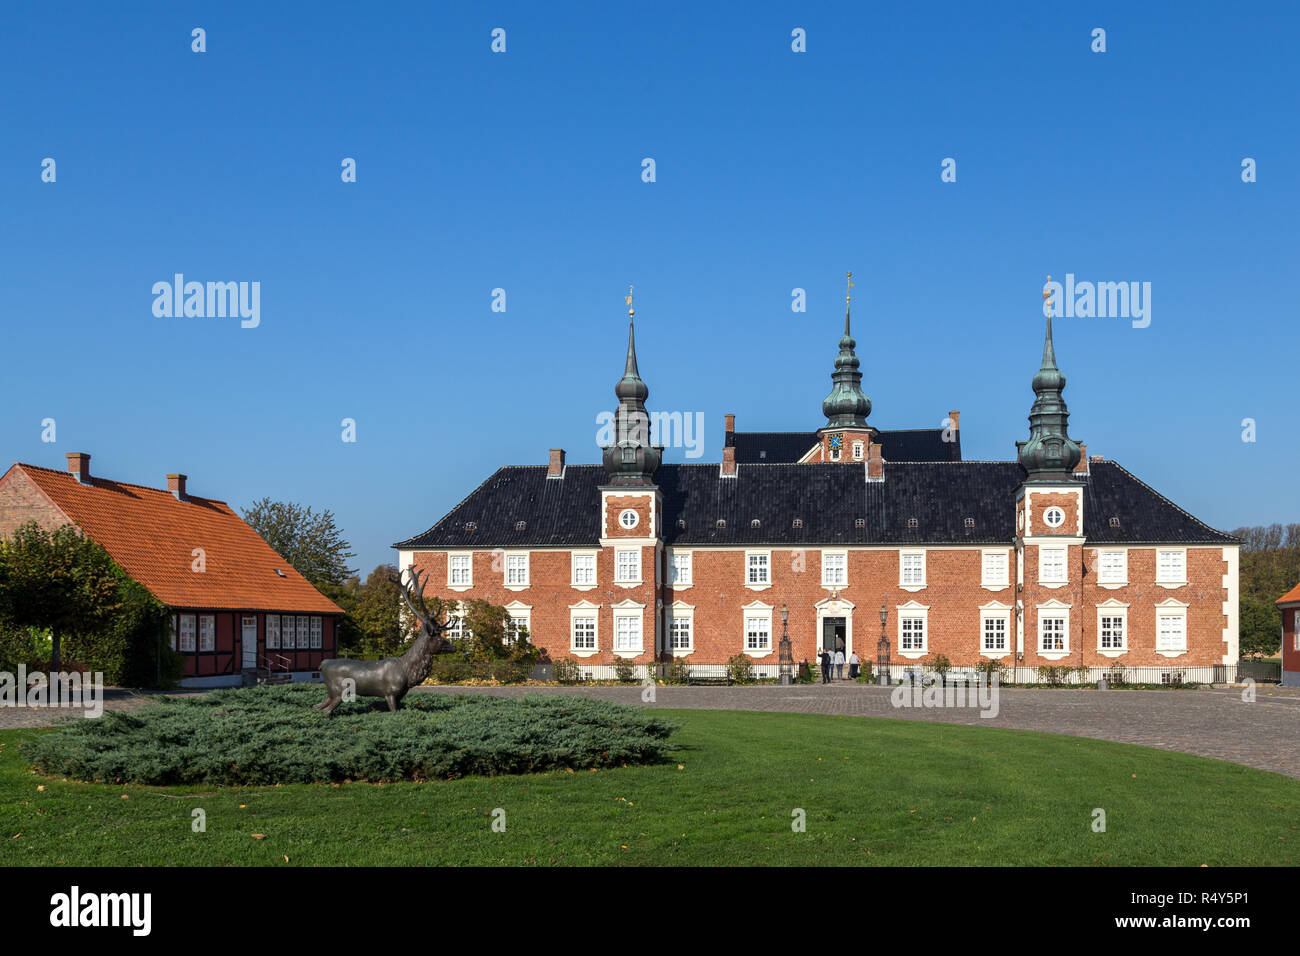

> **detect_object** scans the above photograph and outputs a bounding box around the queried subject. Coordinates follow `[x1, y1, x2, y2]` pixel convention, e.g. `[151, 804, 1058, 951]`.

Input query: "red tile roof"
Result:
[8, 463, 342, 614]
[1277, 582, 1300, 606]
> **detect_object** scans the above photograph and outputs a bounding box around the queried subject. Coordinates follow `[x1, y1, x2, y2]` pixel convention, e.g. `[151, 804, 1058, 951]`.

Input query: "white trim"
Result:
[448, 551, 473, 591]
[896, 599, 929, 658]
[1035, 598, 1071, 659]
[1037, 544, 1068, 587]
[1094, 548, 1127, 588]
[1222, 546, 1239, 664]
[667, 548, 693, 589]
[503, 550, 530, 590]
[611, 598, 647, 657]
[1156, 547, 1188, 589]
[668, 600, 694, 656]
[980, 549, 1010, 590]
[1096, 599, 1129, 657]
[613, 546, 643, 587]
[1154, 598, 1190, 656]
[821, 549, 849, 589]
[570, 550, 598, 590]
[745, 549, 772, 590]
[618, 508, 640, 530]
[568, 600, 600, 657]
[899, 550, 926, 591]
[741, 600, 774, 657]
[979, 601, 1012, 658]
[815, 596, 855, 659]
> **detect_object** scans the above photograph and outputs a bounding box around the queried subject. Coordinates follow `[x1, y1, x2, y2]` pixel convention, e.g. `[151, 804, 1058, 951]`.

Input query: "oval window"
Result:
[1044, 506, 1066, 528]
[619, 509, 639, 529]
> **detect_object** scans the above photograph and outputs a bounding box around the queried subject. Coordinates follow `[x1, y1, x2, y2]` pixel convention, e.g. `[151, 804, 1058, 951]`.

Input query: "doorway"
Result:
[242, 616, 258, 668]
[822, 617, 846, 655]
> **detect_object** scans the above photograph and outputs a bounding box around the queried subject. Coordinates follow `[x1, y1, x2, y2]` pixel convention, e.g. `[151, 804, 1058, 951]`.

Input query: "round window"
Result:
[1044, 506, 1066, 529]
[619, 509, 639, 529]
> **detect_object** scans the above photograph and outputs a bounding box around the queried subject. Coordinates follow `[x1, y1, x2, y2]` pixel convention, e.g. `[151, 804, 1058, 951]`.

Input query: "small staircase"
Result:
[242, 667, 292, 687]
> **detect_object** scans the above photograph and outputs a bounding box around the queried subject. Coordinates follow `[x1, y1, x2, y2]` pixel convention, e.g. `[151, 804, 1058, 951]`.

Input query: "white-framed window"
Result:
[852, 440, 864, 461]
[1038, 546, 1067, 584]
[1043, 506, 1066, 529]
[571, 552, 597, 588]
[615, 548, 641, 584]
[199, 615, 215, 652]
[619, 508, 639, 530]
[448, 553, 472, 589]
[281, 615, 295, 650]
[1039, 615, 1067, 652]
[168, 615, 178, 651]
[900, 615, 926, 652]
[297, 616, 309, 649]
[669, 604, 694, 653]
[746, 551, 771, 588]
[447, 612, 467, 643]
[900, 550, 926, 589]
[822, 550, 848, 588]
[981, 550, 1009, 588]
[1100, 614, 1125, 651]
[745, 616, 771, 652]
[504, 608, 530, 645]
[1097, 550, 1126, 585]
[981, 614, 1008, 653]
[669, 550, 692, 587]
[311, 616, 322, 649]
[505, 552, 530, 588]
[179, 614, 196, 652]
[613, 612, 643, 654]
[1156, 602, 1188, 652]
[266, 614, 280, 650]
[1156, 549, 1187, 585]
[571, 615, 597, 652]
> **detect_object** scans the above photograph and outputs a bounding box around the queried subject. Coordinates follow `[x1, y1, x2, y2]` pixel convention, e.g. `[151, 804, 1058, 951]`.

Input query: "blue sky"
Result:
[3, 1, 1296, 573]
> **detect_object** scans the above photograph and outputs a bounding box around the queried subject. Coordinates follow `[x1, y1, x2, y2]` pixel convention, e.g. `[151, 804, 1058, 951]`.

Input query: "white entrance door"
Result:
[242, 616, 258, 668]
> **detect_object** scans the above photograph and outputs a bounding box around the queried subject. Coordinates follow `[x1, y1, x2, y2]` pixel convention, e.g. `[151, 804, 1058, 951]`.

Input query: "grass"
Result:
[1, 708, 1296, 866]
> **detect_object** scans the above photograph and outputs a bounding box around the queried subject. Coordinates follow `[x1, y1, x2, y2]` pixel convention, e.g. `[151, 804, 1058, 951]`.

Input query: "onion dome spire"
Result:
[1017, 277, 1083, 481]
[602, 285, 661, 486]
[821, 272, 872, 427]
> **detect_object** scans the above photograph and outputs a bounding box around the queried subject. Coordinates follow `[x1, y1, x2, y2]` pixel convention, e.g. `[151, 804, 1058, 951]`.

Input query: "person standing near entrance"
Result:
[818, 648, 832, 684]
[848, 652, 860, 680]
[833, 648, 845, 680]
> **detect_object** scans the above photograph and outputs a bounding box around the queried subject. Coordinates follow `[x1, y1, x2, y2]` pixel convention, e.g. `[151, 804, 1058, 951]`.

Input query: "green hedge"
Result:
[27, 685, 678, 785]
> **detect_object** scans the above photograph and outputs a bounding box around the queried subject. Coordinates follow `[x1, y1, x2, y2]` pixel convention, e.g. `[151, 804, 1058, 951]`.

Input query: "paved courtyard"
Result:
[3, 682, 1297, 779]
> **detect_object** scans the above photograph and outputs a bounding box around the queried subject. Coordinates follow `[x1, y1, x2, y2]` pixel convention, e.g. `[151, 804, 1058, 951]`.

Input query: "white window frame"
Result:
[981, 549, 1009, 590]
[746, 550, 772, 590]
[311, 616, 322, 649]
[900, 550, 926, 591]
[669, 549, 693, 588]
[1156, 548, 1187, 588]
[979, 602, 1011, 657]
[281, 615, 295, 650]
[179, 614, 195, 652]
[199, 614, 215, 652]
[266, 614, 280, 650]
[1036, 600, 1071, 658]
[504, 551, 530, 589]
[571, 551, 597, 590]
[741, 600, 773, 657]
[1043, 506, 1066, 529]
[1097, 601, 1128, 656]
[1155, 599, 1189, 655]
[822, 550, 848, 588]
[615, 547, 642, 586]
[1038, 546, 1068, 586]
[669, 601, 694, 655]
[895, 600, 929, 657]
[1097, 549, 1127, 587]
[852, 440, 864, 461]
[504, 601, 531, 646]
[619, 508, 639, 530]
[448, 552, 473, 590]
[611, 599, 645, 657]
[297, 615, 309, 649]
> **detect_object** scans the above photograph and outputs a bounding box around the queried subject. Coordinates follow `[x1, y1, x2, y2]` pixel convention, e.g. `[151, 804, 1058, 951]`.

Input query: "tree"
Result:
[352, 565, 405, 658]
[241, 498, 356, 588]
[1239, 594, 1281, 659]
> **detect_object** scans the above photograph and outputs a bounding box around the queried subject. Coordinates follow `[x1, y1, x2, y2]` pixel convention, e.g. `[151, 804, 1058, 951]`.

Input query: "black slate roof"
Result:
[730, 428, 960, 463]
[394, 461, 1235, 549]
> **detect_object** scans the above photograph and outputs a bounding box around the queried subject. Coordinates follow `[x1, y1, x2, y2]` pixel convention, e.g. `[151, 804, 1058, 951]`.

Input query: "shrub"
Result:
[662, 657, 691, 685]
[854, 661, 875, 683]
[796, 660, 816, 684]
[974, 659, 1007, 684]
[27, 685, 679, 785]
[552, 657, 583, 685]
[726, 654, 756, 685]
[613, 659, 636, 683]
[926, 653, 952, 681]
[1039, 665, 1070, 687]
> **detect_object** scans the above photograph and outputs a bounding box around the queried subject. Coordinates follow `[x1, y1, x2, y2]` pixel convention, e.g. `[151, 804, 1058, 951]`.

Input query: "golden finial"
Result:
[845, 271, 854, 306]
[1042, 274, 1053, 313]
[625, 284, 634, 317]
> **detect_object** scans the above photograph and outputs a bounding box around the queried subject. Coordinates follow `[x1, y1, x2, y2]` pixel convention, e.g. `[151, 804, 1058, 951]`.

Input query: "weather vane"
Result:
[1043, 274, 1053, 314]
[845, 271, 854, 306]
[626, 284, 634, 317]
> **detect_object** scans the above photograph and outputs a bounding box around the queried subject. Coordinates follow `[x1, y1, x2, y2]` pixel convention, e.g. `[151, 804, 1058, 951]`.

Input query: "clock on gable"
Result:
[829, 435, 843, 450]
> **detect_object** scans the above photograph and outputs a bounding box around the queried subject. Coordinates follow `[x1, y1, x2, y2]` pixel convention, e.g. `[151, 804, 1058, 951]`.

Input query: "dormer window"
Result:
[515, 520, 527, 531]
[716, 519, 726, 529]
[854, 517, 865, 529]
[907, 517, 918, 529]
[750, 519, 761, 529]
[464, 521, 478, 531]
[676, 518, 686, 529]
[792, 518, 803, 529]
[964, 517, 975, 529]
[1109, 516, 1121, 528]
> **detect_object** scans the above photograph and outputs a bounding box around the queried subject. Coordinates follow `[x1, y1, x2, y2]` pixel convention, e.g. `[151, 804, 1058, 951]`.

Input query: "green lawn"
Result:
[1, 709, 1296, 865]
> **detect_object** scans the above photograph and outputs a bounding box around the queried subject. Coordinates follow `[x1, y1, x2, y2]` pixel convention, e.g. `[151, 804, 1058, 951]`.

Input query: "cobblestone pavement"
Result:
[3, 683, 1296, 779]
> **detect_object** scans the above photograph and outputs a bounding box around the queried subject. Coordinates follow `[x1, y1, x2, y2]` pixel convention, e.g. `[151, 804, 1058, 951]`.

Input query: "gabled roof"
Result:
[1277, 582, 1300, 606]
[730, 428, 960, 464]
[5, 464, 342, 614]
[394, 460, 1235, 550]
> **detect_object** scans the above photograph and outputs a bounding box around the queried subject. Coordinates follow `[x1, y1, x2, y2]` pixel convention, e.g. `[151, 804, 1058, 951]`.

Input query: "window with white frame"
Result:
[199, 615, 215, 652]
[1100, 614, 1126, 651]
[615, 548, 641, 583]
[900, 551, 926, 588]
[614, 612, 643, 653]
[572, 552, 596, 588]
[1043, 506, 1066, 528]
[1156, 549, 1186, 584]
[266, 614, 279, 650]
[179, 614, 196, 651]
[449, 553, 472, 588]
[822, 551, 848, 588]
[670, 614, 692, 652]
[571, 614, 596, 652]
[981, 550, 1009, 588]
[746, 551, 771, 587]
[311, 617, 322, 649]
[505, 611, 530, 645]
[505, 553, 529, 587]
[1097, 550, 1126, 584]
[852, 441, 864, 461]
[1038, 547, 1067, 584]
[669, 551, 692, 586]
[745, 614, 771, 652]
[281, 615, 295, 650]
[1039, 615, 1067, 652]
[447, 612, 467, 643]
[900, 614, 926, 652]
[1156, 608, 1187, 651]
[297, 616, 310, 649]
[981, 614, 1008, 653]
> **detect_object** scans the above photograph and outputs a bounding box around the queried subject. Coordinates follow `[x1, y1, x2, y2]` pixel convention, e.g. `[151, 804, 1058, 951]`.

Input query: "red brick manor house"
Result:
[396, 291, 1239, 683]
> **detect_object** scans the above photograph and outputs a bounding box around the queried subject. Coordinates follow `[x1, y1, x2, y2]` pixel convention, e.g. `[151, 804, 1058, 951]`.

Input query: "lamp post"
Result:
[876, 601, 891, 685]
[778, 603, 794, 685]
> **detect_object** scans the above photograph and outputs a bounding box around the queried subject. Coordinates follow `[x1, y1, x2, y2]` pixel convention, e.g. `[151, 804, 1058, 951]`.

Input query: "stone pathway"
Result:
[3, 682, 1296, 779]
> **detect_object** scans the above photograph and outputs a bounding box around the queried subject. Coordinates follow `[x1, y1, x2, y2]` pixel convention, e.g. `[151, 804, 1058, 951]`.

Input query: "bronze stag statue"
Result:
[314, 567, 450, 715]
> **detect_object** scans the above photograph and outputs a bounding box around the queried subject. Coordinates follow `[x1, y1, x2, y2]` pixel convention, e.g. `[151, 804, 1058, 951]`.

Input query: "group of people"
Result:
[817, 647, 859, 683]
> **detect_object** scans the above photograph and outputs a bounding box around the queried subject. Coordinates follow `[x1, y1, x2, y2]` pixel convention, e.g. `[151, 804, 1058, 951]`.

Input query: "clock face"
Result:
[830, 435, 842, 449]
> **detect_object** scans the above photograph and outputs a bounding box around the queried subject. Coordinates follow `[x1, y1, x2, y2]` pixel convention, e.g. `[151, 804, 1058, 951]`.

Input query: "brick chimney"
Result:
[547, 449, 565, 478]
[166, 473, 188, 500]
[724, 413, 735, 437]
[65, 452, 91, 486]
[1072, 443, 1089, 476]
[866, 442, 884, 481]
[947, 409, 960, 431]
[721, 446, 736, 477]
